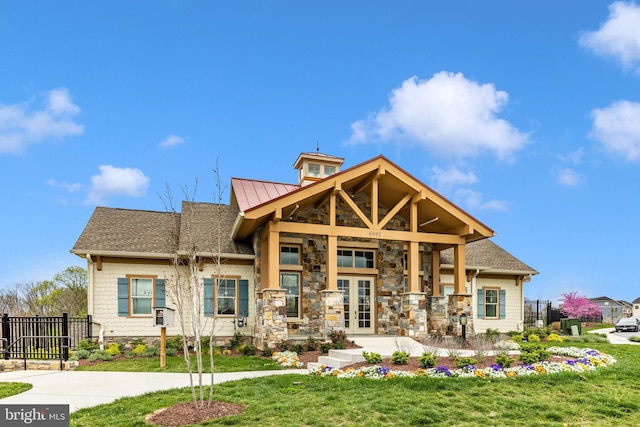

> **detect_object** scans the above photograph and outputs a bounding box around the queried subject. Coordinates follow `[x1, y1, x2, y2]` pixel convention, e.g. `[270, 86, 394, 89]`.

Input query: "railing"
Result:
[0, 335, 71, 370]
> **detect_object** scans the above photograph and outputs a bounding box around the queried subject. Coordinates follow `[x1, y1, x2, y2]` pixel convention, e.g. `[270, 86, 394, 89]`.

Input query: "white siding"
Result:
[90, 261, 255, 339]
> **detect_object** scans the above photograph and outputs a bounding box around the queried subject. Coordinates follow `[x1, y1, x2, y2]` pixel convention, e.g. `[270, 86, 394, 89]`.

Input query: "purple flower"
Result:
[435, 366, 452, 376]
[322, 365, 334, 373]
[377, 366, 390, 376]
[490, 364, 503, 371]
[586, 350, 599, 357]
[521, 364, 534, 370]
[462, 365, 477, 372]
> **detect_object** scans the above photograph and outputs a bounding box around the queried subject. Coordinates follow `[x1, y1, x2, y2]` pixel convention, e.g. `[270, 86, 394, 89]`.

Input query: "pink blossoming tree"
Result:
[560, 292, 602, 318]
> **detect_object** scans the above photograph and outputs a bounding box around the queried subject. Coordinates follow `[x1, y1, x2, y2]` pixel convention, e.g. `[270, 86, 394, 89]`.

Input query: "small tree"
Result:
[560, 292, 602, 319]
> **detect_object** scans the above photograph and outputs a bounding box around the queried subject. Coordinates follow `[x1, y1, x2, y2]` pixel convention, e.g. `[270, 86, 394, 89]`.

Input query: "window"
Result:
[131, 277, 153, 315]
[338, 249, 375, 268]
[216, 278, 237, 316]
[281, 273, 300, 318]
[280, 245, 300, 265]
[324, 165, 336, 176]
[308, 163, 321, 177]
[484, 289, 499, 318]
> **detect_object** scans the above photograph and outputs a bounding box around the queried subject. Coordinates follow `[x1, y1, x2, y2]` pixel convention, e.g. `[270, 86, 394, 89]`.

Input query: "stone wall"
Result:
[255, 289, 288, 349]
[0, 360, 78, 372]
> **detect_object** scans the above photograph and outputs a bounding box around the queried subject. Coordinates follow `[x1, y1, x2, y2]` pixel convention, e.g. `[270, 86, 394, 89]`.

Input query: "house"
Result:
[633, 297, 640, 318]
[590, 296, 625, 324]
[71, 152, 538, 348]
[618, 300, 633, 319]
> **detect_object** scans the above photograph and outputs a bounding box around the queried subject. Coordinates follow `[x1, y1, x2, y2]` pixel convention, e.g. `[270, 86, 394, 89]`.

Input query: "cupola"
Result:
[293, 150, 344, 186]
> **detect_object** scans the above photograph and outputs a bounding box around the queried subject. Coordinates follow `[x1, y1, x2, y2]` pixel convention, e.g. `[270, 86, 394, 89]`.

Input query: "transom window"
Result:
[338, 249, 375, 268]
[280, 245, 300, 265]
[324, 165, 336, 176]
[280, 273, 300, 318]
[131, 277, 153, 315]
[216, 278, 237, 316]
[484, 288, 499, 318]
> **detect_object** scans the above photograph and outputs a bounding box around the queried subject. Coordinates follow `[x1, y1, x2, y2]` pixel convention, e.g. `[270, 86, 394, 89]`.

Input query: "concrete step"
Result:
[308, 349, 364, 370]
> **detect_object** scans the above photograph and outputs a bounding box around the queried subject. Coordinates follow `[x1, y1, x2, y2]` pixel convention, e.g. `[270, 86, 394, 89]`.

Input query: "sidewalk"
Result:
[0, 369, 307, 412]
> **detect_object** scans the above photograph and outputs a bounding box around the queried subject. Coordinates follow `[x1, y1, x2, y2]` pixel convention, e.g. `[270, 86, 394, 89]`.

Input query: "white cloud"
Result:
[347, 72, 529, 160]
[590, 100, 640, 160]
[45, 178, 84, 192]
[558, 148, 585, 164]
[579, 1, 640, 71]
[86, 165, 150, 205]
[0, 88, 84, 154]
[557, 168, 585, 187]
[454, 188, 508, 212]
[159, 134, 185, 148]
[430, 165, 478, 191]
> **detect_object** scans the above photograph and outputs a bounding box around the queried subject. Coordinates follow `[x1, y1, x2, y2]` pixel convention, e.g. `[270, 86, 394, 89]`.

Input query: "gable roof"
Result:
[231, 155, 495, 242]
[440, 239, 538, 275]
[71, 204, 252, 259]
[231, 178, 300, 213]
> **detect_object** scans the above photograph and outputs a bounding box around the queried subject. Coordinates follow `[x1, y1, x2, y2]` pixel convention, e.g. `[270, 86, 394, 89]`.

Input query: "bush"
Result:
[77, 339, 98, 351]
[305, 336, 319, 351]
[230, 331, 244, 348]
[237, 343, 257, 356]
[518, 343, 550, 364]
[455, 357, 478, 368]
[320, 342, 332, 354]
[510, 334, 523, 342]
[105, 343, 121, 357]
[88, 350, 113, 362]
[276, 341, 290, 352]
[328, 329, 348, 345]
[362, 351, 383, 364]
[141, 346, 159, 357]
[418, 351, 437, 368]
[546, 333, 563, 342]
[484, 328, 501, 342]
[629, 336, 640, 343]
[528, 334, 541, 342]
[69, 349, 91, 361]
[332, 341, 346, 349]
[261, 347, 274, 357]
[391, 350, 409, 365]
[288, 343, 304, 354]
[124, 350, 135, 359]
[495, 353, 514, 368]
[167, 335, 184, 351]
[166, 347, 178, 357]
[132, 344, 146, 355]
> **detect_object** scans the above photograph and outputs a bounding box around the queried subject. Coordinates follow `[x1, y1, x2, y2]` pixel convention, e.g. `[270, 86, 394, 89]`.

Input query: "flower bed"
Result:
[309, 347, 616, 380]
[272, 351, 304, 368]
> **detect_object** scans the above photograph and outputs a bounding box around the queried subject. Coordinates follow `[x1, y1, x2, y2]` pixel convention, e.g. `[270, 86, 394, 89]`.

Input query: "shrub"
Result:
[495, 353, 514, 368]
[528, 334, 541, 342]
[124, 350, 135, 359]
[551, 321, 561, 332]
[261, 347, 274, 357]
[200, 336, 211, 351]
[276, 341, 290, 352]
[77, 339, 98, 351]
[230, 331, 244, 348]
[132, 344, 146, 355]
[166, 335, 184, 351]
[288, 343, 304, 354]
[166, 347, 178, 357]
[69, 349, 91, 361]
[546, 333, 563, 342]
[238, 343, 257, 356]
[328, 329, 348, 345]
[484, 328, 501, 343]
[629, 336, 640, 343]
[455, 357, 478, 368]
[362, 351, 383, 364]
[88, 350, 113, 362]
[391, 350, 409, 365]
[141, 346, 159, 357]
[418, 351, 438, 368]
[320, 342, 332, 354]
[105, 343, 121, 357]
[518, 343, 550, 364]
[510, 334, 523, 342]
[332, 341, 346, 349]
[305, 336, 319, 351]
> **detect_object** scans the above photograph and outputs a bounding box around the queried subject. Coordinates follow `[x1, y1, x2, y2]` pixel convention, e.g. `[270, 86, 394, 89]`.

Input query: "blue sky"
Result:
[2, 1, 640, 304]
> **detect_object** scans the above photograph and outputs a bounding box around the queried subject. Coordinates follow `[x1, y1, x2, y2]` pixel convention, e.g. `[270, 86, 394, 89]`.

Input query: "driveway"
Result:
[589, 327, 640, 345]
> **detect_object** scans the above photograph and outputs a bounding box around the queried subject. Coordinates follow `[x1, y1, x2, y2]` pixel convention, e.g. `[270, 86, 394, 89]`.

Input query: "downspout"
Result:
[470, 269, 481, 323]
[86, 253, 103, 349]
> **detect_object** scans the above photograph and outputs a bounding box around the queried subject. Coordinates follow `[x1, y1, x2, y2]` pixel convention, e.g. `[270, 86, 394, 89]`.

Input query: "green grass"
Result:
[73, 354, 282, 373]
[582, 323, 614, 332]
[0, 382, 32, 398]
[71, 342, 640, 426]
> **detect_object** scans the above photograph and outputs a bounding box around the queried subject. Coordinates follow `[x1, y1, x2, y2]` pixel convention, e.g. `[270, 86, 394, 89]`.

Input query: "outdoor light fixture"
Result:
[459, 313, 467, 347]
[459, 313, 467, 326]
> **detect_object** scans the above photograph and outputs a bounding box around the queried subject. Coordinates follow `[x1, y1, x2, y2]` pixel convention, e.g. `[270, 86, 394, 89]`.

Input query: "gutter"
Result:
[440, 264, 538, 276]
[230, 211, 245, 240]
[71, 250, 255, 260]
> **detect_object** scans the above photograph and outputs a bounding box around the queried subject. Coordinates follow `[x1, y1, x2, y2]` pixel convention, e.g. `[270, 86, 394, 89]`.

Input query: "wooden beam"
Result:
[378, 193, 412, 229]
[338, 189, 373, 229]
[372, 178, 379, 228]
[96, 255, 102, 271]
[408, 240, 420, 292]
[453, 244, 466, 294]
[326, 235, 337, 290]
[431, 250, 440, 296]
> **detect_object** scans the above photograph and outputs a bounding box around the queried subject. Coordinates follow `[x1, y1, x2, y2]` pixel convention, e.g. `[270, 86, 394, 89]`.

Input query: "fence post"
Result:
[87, 314, 92, 340]
[1, 314, 9, 359]
[62, 313, 69, 361]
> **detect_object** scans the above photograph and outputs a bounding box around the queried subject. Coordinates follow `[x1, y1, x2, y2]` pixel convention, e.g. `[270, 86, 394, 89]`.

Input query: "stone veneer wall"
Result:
[255, 289, 288, 349]
[400, 292, 428, 338]
[448, 294, 474, 336]
[320, 290, 345, 338]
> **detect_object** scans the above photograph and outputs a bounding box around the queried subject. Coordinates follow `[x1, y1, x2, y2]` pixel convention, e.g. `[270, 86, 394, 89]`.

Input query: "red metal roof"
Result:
[231, 178, 300, 212]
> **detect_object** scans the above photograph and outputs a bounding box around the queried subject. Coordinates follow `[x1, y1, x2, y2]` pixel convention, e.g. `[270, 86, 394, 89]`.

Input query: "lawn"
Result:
[0, 382, 32, 399]
[70, 342, 640, 427]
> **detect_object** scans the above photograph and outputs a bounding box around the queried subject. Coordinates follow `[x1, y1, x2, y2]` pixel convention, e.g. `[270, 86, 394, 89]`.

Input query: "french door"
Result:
[337, 276, 375, 334]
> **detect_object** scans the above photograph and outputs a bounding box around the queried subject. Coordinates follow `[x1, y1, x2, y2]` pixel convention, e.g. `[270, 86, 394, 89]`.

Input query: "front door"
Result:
[337, 276, 375, 334]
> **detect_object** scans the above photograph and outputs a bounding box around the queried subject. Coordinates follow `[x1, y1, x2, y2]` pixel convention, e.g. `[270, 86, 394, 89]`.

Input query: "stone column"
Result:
[255, 289, 288, 349]
[427, 296, 449, 336]
[448, 294, 473, 336]
[400, 292, 428, 338]
[320, 289, 345, 338]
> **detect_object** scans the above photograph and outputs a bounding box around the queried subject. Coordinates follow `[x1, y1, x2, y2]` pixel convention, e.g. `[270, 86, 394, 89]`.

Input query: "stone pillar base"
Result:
[448, 294, 474, 337]
[400, 292, 428, 339]
[255, 289, 288, 349]
[320, 289, 345, 339]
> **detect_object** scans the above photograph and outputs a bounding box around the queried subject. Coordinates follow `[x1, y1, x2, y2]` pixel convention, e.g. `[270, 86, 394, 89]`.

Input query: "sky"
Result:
[1, 1, 640, 305]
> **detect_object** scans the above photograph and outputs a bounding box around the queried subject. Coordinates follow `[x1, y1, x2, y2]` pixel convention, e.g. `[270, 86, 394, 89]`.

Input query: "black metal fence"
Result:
[524, 299, 603, 328]
[0, 313, 92, 360]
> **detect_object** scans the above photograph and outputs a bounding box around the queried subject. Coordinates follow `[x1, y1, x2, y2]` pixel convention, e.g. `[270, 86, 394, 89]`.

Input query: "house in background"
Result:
[71, 152, 538, 348]
[633, 297, 640, 318]
[590, 296, 625, 323]
[618, 300, 633, 319]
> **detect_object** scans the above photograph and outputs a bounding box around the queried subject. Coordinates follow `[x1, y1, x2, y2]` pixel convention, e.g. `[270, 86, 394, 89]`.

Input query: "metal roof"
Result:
[231, 177, 299, 212]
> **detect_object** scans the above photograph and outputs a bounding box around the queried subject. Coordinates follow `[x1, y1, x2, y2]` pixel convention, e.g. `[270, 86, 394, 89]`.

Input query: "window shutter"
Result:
[155, 278, 165, 307]
[239, 279, 249, 316]
[204, 278, 213, 317]
[477, 289, 484, 318]
[500, 289, 506, 319]
[117, 278, 128, 316]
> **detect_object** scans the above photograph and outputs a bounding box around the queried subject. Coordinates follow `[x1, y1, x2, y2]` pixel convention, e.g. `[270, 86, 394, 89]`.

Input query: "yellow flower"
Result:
[386, 372, 395, 379]
[358, 371, 364, 377]
[506, 371, 516, 378]
[474, 370, 486, 379]
[534, 365, 546, 375]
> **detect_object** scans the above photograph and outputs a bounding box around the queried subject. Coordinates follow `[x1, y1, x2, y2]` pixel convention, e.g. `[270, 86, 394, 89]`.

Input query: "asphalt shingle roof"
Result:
[440, 239, 537, 274]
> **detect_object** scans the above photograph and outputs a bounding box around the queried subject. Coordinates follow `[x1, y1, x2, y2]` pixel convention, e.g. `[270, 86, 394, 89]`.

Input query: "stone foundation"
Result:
[448, 294, 474, 336]
[399, 292, 428, 338]
[427, 296, 450, 335]
[255, 289, 288, 349]
[0, 359, 78, 372]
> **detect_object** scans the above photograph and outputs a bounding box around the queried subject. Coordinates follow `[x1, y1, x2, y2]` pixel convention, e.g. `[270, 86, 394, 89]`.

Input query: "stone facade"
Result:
[255, 289, 288, 349]
[319, 290, 345, 338]
[400, 292, 428, 338]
